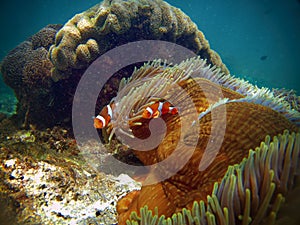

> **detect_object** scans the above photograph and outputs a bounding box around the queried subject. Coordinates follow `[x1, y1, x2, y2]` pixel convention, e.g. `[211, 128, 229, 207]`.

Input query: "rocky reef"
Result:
[1, 0, 227, 129]
[0, 119, 141, 225]
[0, 0, 300, 225]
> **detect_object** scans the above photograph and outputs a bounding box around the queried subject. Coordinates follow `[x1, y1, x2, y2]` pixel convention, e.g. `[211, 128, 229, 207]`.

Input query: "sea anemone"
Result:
[93, 56, 299, 224]
[126, 131, 300, 225]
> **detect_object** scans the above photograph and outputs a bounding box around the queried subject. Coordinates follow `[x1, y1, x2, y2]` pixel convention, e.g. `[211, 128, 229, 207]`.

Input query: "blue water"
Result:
[0, 0, 299, 103]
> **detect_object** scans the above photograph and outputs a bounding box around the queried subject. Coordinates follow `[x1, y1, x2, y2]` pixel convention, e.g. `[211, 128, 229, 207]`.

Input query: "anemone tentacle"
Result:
[126, 131, 300, 225]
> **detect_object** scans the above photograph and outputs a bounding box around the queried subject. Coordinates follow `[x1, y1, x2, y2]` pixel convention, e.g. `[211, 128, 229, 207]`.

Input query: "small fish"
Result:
[142, 101, 178, 119]
[94, 100, 178, 129]
[94, 102, 115, 129]
[260, 55, 268, 61]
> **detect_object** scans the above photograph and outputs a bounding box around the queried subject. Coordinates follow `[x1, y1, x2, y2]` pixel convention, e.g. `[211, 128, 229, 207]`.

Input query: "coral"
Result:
[0, 24, 62, 128]
[22, 48, 53, 91]
[1, 0, 230, 129]
[126, 131, 300, 225]
[49, 0, 228, 80]
[0, 41, 33, 92]
[29, 24, 63, 50]
[0, 24, 61, 92]
[93, 57, 300, 223]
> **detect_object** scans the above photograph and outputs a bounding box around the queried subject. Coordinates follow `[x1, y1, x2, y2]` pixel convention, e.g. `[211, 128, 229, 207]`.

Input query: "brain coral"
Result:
[1, 0, 230, 128]
[49, 0, 228, 80]
[0, 24, 62, 127]
[22, 48, 53, 92]
[30, 24, 63, 50]
[1, 24, 62, 95]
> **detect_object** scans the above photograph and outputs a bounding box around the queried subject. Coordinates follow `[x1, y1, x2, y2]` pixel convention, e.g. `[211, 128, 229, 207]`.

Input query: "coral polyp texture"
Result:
[49, 0, 228, 80]
[1, 24, 61, 93]
[0, 24, 62, 127]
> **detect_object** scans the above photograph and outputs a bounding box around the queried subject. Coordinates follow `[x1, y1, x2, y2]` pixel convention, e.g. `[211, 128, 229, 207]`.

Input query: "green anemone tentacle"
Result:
[126, 131, 300, 225]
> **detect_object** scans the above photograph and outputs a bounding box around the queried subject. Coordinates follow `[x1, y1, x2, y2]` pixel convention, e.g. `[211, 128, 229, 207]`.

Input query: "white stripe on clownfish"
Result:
[95, 115, 106, 128]
[107, 104, 113, 119]
[142, 100, 178, 119]
[144, 106, 154, 118]
[94, 101, 115, 129]
[168, 106, 178, 115]
[157, 101, 163, 115]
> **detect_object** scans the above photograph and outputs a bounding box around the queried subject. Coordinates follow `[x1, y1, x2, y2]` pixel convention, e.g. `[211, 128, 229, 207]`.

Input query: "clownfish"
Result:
[94, 102, 115, 129]
[142, 101, 178, 119]
[94, 100, 178, 129]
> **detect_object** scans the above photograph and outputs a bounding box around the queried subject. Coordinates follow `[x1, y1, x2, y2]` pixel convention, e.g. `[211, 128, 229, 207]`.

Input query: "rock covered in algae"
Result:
[0, 120, 141, 225]
[1, 158, 139, 224]
[49, 0, 228, 80]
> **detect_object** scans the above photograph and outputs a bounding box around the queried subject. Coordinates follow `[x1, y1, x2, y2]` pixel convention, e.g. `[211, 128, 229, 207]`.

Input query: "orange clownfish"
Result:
[142, 101, 178, 119]
[94, 102, 115, 129]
